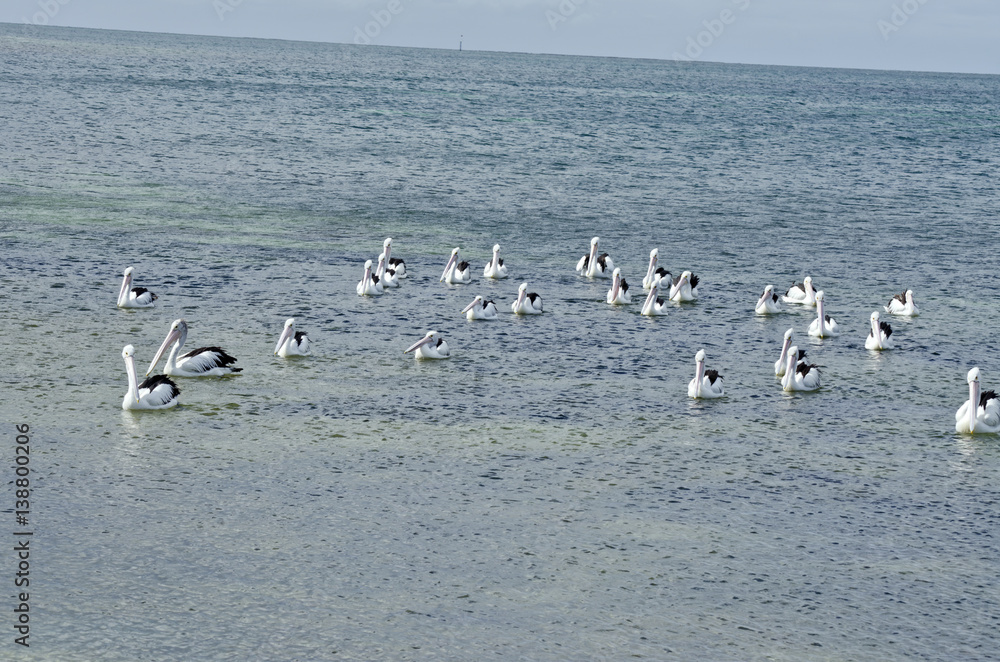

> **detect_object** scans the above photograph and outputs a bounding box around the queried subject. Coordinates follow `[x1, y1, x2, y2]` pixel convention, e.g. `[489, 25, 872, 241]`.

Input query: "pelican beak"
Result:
[146, 327, 180, 376]
[461, 299, 479, 314]
[404, 336, 433, 354]
[515, 287, 527, 310]
[440, 253, 457, 282]
[117, 272, 132, 306]
[275, 325, 294, 355]
[970, 377, 980, 433]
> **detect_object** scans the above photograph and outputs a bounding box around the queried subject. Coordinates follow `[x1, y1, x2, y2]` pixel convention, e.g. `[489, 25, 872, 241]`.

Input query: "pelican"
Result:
[117, 267, 157, 308]
[606, 268, 632, 304]
[783, 276, 817, 306]
[375, 253, 401, 288]
[357, 259, 382, 296]
[956, 367, 1000, 434]
[576, 236, 614, 278]
[640, 276, 668, 316]
[642, 249, 672, 291]
[774, 328, 807, 377]
[755, 285, 782, 314]
[688, 349, 724, 399]
[404, 331, 450, 359]
[146, 319, 242, 377]
[274, 318, 310, 357]
[781, 345, 820, 391]
[121, 345, 179, 410]
[669, 271, 699, 302]
[440, 247, 472, 284]
[865, 311, 894, 350]
[483, 244, 508, 279]
[461, 295, 499, 320]
[383, 238, 406, 278]
[512, 283, 543, 314]
[885, 289, 918, 316]
[808, 291, 839, 337]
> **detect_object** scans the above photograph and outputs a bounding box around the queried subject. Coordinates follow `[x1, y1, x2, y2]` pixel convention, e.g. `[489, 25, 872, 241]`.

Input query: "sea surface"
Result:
[1, 23, 999, 661]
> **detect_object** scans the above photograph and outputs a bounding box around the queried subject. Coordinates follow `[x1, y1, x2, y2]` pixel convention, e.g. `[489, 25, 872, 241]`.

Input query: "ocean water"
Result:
[2, 23, 999, 661]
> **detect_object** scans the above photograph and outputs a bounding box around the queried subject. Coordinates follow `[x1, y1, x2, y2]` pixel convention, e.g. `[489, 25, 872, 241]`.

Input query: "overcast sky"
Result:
[4, 0, 998, 75]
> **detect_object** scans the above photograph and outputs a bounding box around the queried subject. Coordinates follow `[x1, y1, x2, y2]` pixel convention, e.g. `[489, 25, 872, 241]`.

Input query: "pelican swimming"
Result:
[274, 318, 310, 357]
[688, 349, 724, 399]
[512, 283, 543, 314]
[606, 268, 632, 304]
[121, 345, 179, 410]
[774, 328, 807, 376]
[357, 259, 383, 296]
[117, 267, 157, 308]
[783, 276, 817, 306]
[640, 276, 668, 316]
[404, 331, 450, 359]
[146, 319, 242, 377]
[642, 248, 672, 291]
[955, 367, 1000, 434]
[669, 271, 699, 302]
[885, 289, 918, 316]
[576, 236, 614, 278]
[440, 247, 472, 284]
[755, 285, 782, 314]
[865, 311, 894, 350]
[808, 291, 839, 337]
[461, 295, 499, 320]
[376, 252, 401, 288]
[781, 345, 821, 391]
[483, 244, 508, 279]
[383, 237, 406, 278]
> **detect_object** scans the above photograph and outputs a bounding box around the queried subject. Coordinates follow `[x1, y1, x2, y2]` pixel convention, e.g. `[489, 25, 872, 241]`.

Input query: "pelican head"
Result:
[650, 248, 658, 259]
[461, 296, 484, 314]
[695, 349, 706, 363]
[404, 330, 440, 354]
[591, 237, 600, 247]
[123, 266, 135, 278]
[493, 244, 501, 253]
[364, 259, 373, 271]
[384, 237, 392, 249]
[763, 284, 774, 296]
[804, 276, 813, 286]
[968, 367, 981, 384]
[784, 328, 793, 341]
[122, 344, 135, 359]
[440, 248, 461, 281]
[146, 319, 188, 376]
[815, 290, 825, 303]
[274, 318, 297, 355]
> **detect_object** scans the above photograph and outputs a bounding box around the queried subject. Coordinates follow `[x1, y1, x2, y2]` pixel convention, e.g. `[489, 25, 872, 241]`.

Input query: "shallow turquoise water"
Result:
[1, 23, 999, 661]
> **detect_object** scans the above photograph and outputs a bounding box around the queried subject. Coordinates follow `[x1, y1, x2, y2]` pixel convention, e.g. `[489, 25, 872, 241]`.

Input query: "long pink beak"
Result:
[146, 327, 180, 376]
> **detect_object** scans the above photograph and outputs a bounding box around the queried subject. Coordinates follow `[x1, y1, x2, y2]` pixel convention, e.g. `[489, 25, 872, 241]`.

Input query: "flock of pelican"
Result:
[116, 236, 998, 433]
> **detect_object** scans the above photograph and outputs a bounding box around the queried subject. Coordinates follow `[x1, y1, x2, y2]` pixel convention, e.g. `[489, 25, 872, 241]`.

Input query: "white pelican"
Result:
[781, 345, 820, 391]
[606, 268, 632, 304]
[512, 283, 543, 314]
[274, 318, 310, 357]
[755, 285, 782, 314]
[640, 276, 668, 316]
[461, 295, 499, 320]
[807, 291, 839, 337]
[688, 349, 724, 398]
[117, 267, 157, 308]
[122, 345, 179, 410]
[783, 276, 817, 306]
[956, 367, 1000, 434]
[885, 289, 918, 316]
[357, 259, 382, 296]
[375, 253, 401, 288]
[404, 331, 450, 359]
[865, 311, 894, 350]
[383, 238, 406, 278]
[440, 247, 472, 284]
[576, 236, 614, 278]
[483, 244, 508, 279]
[669, 271, 699, 302]
[146, 319, 242, 377]
[642, 248, 672, 291]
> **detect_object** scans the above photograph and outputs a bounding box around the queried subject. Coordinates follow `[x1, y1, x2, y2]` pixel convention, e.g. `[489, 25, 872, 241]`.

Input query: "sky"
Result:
[3, 0, 999, 75]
